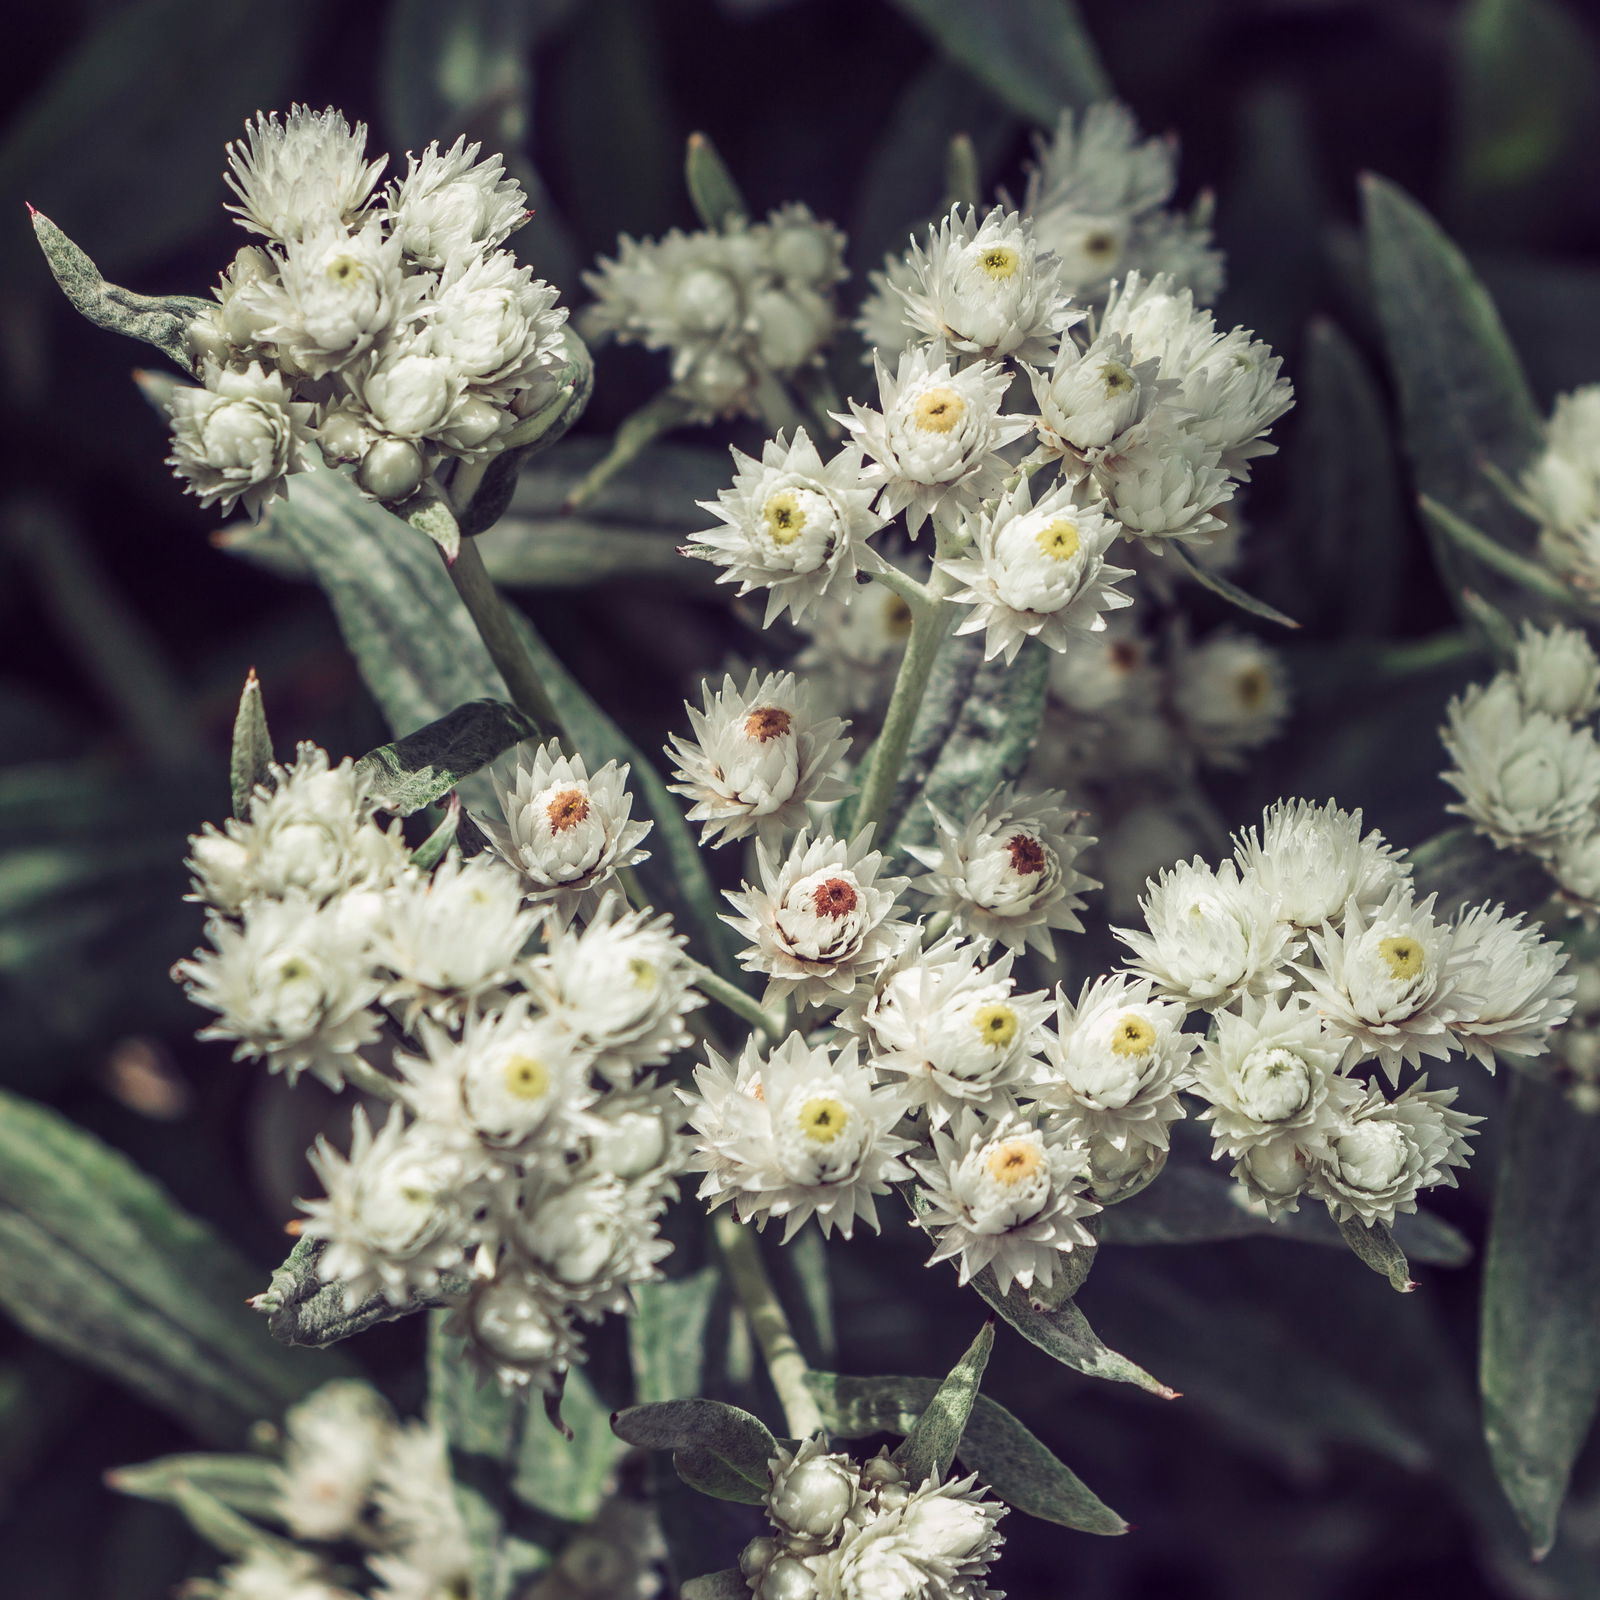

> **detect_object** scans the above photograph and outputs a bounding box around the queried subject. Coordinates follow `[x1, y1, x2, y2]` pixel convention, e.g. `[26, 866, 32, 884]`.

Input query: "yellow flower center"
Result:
[979, 245, 1019, 279]
[546, 788, 590, 832]
[502, 1053, 550, 1101]
[628, 957, 657, 989]
[1235, 666, 1269, 711]
[326, 254, 365, 285]
[1379, 936, 1425, 981]
[1110, 1013, 1156, 1056]
[1035, 518, 1081, 561]
[972, 1003, 1019, 1048]
[1101, 360, 1134, 394]
[798, 1096, 850, 1143]
[912, 386, 965, 434]
[762, 491, 807, 545]
[986, 1138, 1043, 1186]
[744, 705, 793, 742]
[279, 957, 310, 982]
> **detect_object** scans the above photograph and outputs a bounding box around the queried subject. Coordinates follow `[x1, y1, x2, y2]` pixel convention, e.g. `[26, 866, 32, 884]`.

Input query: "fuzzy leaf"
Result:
[681, 1570, 750, 1600]
[1338, 1216, 1416, 1294]
[685, 131, 747, 229]
[405, 494, 462, 562]
[228, 670, 273, 820]
[109, 1453, 284, 1524]
[354, 698, 539, 816]
[1169, 543, 1300, 629]
[806, 1371, 1126, 1534]
[410, 794, 463, 869]
[629, 1269, 723, 1405]
[893, 1321, 994, 1482]
[165, 1483, 297, 1559]
[611, 1398, 780, 1494]
[1481, 1075, 1600, 1557]
[671, 1446, 768, 1506]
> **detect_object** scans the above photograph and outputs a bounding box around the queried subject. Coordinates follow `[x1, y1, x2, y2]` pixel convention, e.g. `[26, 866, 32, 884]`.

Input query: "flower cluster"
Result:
[740, 1439, 1007, 1600]
[175, 739, 698, 1394]
[1518, 385, 1600, 591]
[171, 105, 571, 516]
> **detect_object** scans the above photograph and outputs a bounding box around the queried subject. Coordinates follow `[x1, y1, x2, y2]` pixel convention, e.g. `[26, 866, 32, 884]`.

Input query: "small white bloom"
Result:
[765, 1437, 864, 1543]
[574, 1081, 684, 1197]
[724, 827, 912, 1010]
[454, 1263, 581, 1393]
[196, 1549, 353, 1600]
[277, 1380, 394, 1542]
[1447, 903, 1576, 1070]
[855, 248, 923, 358]
[1078, 1130, 1170, 1204]
[908, 783, 1097, 958]
[667, 669, 851, 847]
[684, 1032, 916, 1241]
[1170, 630, 1289, 768]
[939, 477, 1135, 665]
[224, 105, 386, 242]
[354, 334, 466, 442]
[1096, 424, 1232, 545]
[1551, 827, 1600, 917]
[1512, 622, 1600, 720]
[370, 1418, 474, 1596]
[425, 248, 568, 400]
[384, 136, 528, 268]
[1028, 330, 1169, 456]
[165, 361, 314, 518]
[1520, 386, 1600, 589]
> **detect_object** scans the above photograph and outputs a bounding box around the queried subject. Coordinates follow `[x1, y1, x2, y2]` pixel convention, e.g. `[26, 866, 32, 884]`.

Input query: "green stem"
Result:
[342, 1057, 402, 1103]
[441, 538, 563, 731]
[713, 1212, 822, 1438]
[689, 961, 784, 1041]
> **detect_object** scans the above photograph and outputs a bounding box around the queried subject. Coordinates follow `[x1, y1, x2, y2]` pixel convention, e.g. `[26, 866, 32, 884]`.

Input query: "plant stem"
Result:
[441, 537, 563, 731]
[689, 961, 784, 1040]
[342, 1057, 402, 1103]
[714, 1212, 822, 1438]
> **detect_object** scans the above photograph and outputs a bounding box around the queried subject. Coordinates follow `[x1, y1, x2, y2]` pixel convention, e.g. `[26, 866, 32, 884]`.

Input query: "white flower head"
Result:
[352, 331, 467, 442]
[453, 1263, 581, 1393]
[1115, 855, 1297, 1009]
[1297, 886, 1484, 1083]
[1028, 329, 1171, 457]
[1551, 828, 1600, 919]
[765, 1436, 865, 1543]
[165, 361, 314, 519]
[857, 933, 1052, 1125]
[1231, 798, 1408, 932]
[1447, 903, 1576, 1070]
[894, 204, 1079, 363]
[684, 1032, 916, 1241]
[299, 1107, 475, 1307]
[724, 827, 912, 1010]
[908, 783, 1098, 958]
[838, 345, 1033, 537]
[277, 1380, 394, 1542]
[1441, 675, 1600, 853]
[1096, 424, 1232, 545]
[1512, 622, 1600, 720]
[480, 740, 652, 926]
[690, 430, 887, 625]
[855, 248, 923, 359]
[667, 669, 851, 847]
[575, 1080, 685, 1197]
[912, 1108, 1098, 1295]
[194, 1548, 353, 1600]
[939, 477, 1135, 664]
[369, 1419, 473, 1595]
[758, 202, 849, 290]
[425, 249, 568, 399]
[1170, 630, 1289, 768]
[224, 105, 386, 242]
[384, 136, 528, 268]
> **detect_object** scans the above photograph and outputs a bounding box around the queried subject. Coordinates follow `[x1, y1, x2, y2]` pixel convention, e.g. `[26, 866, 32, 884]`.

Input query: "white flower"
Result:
[370, 1419, 473, 1596]
[224, 105, 386, 242]
[912, 1109, 1098, 1295]
[196, 1549, 353, 1600]
[1115, 855, 1296, 1008]
[174, 895, 382, 1088]
[575, 1082, 685, 1198]
[667, 669, 851, 847]
[454, 1264, 581, 1393]
[1078, 1131, 1170, 1204]
[724, 827, 912, 1010]
[1297, 886, 1484, 1083]
[1028, 330, 1169, 456]
[1447, 903, 1576, 1070]
[384, 136, 528, 267]
[857, 933, 1051, 1124]
[894, 204, 1078, 363]
[1170, 630, 1289, 768]
[690, 430, 886, 625]
[277, 1380, 394, 1542]
[1096, 425, 1232, 544]
[908, 783, 1097, 958]
[838, 346, 1033, 537]
[299, 1107, 475, 1307]
[354, 334, 466, 441]
[855, 249, 923, 357]
[1551, 828, 1600, 917]
[165, 361, 314, 518]
[939, 477, 1135, 664]
[684, 1032, 915, 1241]
[425, 249, 568, 398]
[480, 740, 652, 925]
[1512, 622, 1600, 720]
[758, 202, 849, 289]
[1521, 386, 1600, 588]
[1441, 675, 1600, 852]
[1231, 798, 1407, 932]
[1190, 994, 1350, 1158]
[1308, 1078, 1479, 1228]
[764, 1437, 864, 1544]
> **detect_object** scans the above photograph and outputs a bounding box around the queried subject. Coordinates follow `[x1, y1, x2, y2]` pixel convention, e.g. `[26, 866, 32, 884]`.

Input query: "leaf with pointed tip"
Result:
[410, 794, 462, 870]
[228, 671, 272, 820]
[611, 1399, 780, 1496]
[354, 698, 538, 816]
[566, 391, 695, 511]
[1169, 542, 1300, 629]
[1338, 1216, 1416, 1294]
[1419, 495, 1580, 609]
[405, 494, 462, 562]
[671, 1445, 768, 1506]
[108, 1452, 283, 1524]
[894, 1321, 994, 1483]
[166, 1483, 298, 1560]
[685, 131, 747, 229]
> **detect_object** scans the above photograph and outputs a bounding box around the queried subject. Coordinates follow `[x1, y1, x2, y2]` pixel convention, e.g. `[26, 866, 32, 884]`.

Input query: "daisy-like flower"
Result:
[375, 852, 539, 1022]
[764, 1437, 867, 1544]
[666, 669, 851, 847]
[894, 204, 1078, 363]
[1519, 385, 1600, 589]
[938, 477, 1135, 664]
[908, 783, 1097, 958]
[683, 1032, 916, 1241]
[1231, 798, 1407, 933]
[1447, 903, 1576, 1070]
[352, 331, 467, 442]
[527, 892, 702, 1076]
[174, 895, 382, 1088]
[1170, 630, 1289, 768]
[425, 249, 568, 401]
[277, 1380, 394, 1543]
[1028, 330, 1169, 457]
[165, 361, 315, 519]
[912, 1108, 1098, 1294]
[575, 1082, 685, 1199]
[383, 136, 528, 268]
[1512, 622, 1600, 721]
[759, 202, 850, 291]
[299, 1107, 475, 1307]
[856, 933, 1051, 1124]
[1441, 675, 1600, 853]
[480, 740, 652, 925]
[1034, 973, 1194, 1152]
[1116, 855, 1295, 1008]
[837, 345, 1033, 537]
[368, 1419, 473, 1600]
[1226, 1085, 1366, 1221]
[724, 827, 912, 1010]
[1190, 993, 1349, 1158]
[1096, 423, 1233, 545]
[224, 105, 387, 242]
[689, 429, 886, 625]
[1297, 886, 1484, 1083]
[1308, 1078, 1479, 1228]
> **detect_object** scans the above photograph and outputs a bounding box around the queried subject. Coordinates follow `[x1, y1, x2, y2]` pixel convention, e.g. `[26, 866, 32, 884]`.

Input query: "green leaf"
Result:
[669, 1446, 768, 1506]
[1406, 823, 1556, 920]
[108, 1453, 284, 1525]
[885, 0, 1110, 125]
[611, 1398, 780, 1497]
[943, 133, 981, 211]
[892, 1320, 993, 1482]
[0, 1088, 341, 1445]
[681, 1570, 749, 1600]
[629, 1269, 722, 1405]
[410, 795, 462, 870]
[1481, 1076, 1600, 1557]
[685, 131, 747, 230]
[29, 210, 207, 372]
[164, 1483, 297, 1560]
[1338, 1216, 1416, 1294]
[1419, 495, 1581, 610]
[228, 670, 273, 821]
[1168, 543, 1300, 630]
[565, 393, 696, 511]
[806, 1370, 1126, 1534]
[405, 494, 462, 562]
[354, 698, 538, 816]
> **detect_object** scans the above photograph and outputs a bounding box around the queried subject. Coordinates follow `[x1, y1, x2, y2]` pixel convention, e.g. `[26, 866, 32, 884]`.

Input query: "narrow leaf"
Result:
[685, 131, 747, 229]
[354, 698, 538, 816]
[565, 392, 695, 511]
[1169, 542, 1300, 629]
[894, 1321, 994, 1483]
[1338, 1216, 1416, 1294]
[611, 1398, 780, 1493]
[228, 670, 272, 820]
[168, 1483, 295, 1560]
[671, 1446, 768, 1506]
[108, 1452, 283, 1524]
[410, 793, 462, 870]
[629, 1269, 722, 1404]
[1419, 495, 1580, 609]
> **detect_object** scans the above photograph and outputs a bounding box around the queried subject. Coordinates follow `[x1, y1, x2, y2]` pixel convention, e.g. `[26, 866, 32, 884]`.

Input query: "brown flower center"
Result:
[546, 787, 590, 832]
[811, 877, 859, 919]
[1005, 833, 1047, 876]
[744, 706, 793, 742]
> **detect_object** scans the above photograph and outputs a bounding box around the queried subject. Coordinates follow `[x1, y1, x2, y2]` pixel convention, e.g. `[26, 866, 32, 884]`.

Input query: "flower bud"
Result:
[769, 1451, 858, 1541]
[674, 266, 741, 334]
[358, 438, 425, 501]
[438, 394, 508, 453]
[317, 409, 371, 463]
[756, 1556, 818, 1600]
[740, 1536, 778, 1579]
[753, 288, 822, 372]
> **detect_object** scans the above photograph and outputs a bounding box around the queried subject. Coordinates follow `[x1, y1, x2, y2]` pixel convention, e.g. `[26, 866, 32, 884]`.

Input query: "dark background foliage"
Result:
[4, 1, 1600, 1595]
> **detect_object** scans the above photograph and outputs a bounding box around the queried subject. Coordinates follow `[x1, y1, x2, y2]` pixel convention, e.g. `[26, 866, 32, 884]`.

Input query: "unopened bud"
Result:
[358, 438, 425, 502]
